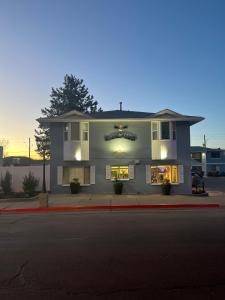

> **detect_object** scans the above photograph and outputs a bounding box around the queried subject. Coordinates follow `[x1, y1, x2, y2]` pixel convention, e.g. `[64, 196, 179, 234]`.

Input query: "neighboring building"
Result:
[3, 156, 47, 166]
[191, 146, 225, 175]
[38, 108, 203, 194]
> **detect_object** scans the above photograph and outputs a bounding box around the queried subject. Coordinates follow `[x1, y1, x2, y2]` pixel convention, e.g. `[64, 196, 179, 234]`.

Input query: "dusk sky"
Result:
[0, 0, 225, 158]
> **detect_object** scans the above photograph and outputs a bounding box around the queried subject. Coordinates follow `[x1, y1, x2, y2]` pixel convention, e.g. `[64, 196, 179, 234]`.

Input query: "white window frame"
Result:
[62, 166, 91, 186]
[152, 122, 159, 140]
[81, 122, 89, 141]
[64, 122, 89, 142]
[151, 121, 176, 142]
[64, 123, 69, 141]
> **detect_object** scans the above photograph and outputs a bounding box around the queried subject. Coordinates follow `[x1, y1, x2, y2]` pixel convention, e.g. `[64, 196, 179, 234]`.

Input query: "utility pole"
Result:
[42, 149, 46, 193]
[202, 134, 207, 176]
[28, 137, 31, 165]
[203, 134, 207, 148]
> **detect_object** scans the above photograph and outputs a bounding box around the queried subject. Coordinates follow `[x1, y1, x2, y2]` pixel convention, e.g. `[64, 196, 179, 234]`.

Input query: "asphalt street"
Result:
[1, 209, 225, 299]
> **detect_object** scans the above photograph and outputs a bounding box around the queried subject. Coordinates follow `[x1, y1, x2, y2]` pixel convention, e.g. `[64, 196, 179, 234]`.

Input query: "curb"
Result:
[0, 203, 220, 214]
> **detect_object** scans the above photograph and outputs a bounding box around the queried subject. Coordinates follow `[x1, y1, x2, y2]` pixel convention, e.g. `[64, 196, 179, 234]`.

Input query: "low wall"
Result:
[0, 165, 50, 192]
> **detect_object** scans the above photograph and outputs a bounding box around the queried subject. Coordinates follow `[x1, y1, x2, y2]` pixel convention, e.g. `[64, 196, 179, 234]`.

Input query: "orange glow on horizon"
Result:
[5, 146, 41, 160]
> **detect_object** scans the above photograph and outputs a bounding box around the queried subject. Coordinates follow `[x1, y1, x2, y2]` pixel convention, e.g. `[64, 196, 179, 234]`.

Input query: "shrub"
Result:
[0, 171, 12, 194]
[22, 172, 39, 196]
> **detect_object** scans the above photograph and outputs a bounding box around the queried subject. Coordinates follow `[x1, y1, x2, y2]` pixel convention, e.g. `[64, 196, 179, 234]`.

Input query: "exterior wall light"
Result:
[116, 147, 124, 153]
[75, 148, 81, 161]
[160, 146, 168, 160]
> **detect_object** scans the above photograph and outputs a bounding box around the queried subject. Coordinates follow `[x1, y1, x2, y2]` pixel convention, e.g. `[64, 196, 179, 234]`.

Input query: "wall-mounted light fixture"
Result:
[75, 148, 81, 161]
[160, 146, 168, 160]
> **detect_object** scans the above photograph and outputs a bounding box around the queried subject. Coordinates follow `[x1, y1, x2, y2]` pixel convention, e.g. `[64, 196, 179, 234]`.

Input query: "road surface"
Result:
[1, 209, 225, 299]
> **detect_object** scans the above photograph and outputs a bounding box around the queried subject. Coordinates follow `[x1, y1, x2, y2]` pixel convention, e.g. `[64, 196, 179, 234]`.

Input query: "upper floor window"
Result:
[172, 122, 176, 140]
[71, 122, 80, 141]
[151, 121, 176, 142]
[210, 151, 220, 158]
[64, 123, 69, 141]
[82, 123, 89, 141]
[161, 122, 170, 140]
[191, 152, 202, 162]
[152, 122, 159, 140]
[64, 122, 88, 141]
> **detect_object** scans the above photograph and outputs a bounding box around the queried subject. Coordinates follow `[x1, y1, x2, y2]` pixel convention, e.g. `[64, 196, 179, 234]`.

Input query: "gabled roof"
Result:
[60, 110, 91, 119]
[154, 109, 183, 116]
[89, 110, 154, 119]
[37, 108, 204, 126]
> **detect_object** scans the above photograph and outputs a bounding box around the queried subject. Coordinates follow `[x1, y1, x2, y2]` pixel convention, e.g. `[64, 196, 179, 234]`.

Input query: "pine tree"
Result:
[35, 74, 102, 158]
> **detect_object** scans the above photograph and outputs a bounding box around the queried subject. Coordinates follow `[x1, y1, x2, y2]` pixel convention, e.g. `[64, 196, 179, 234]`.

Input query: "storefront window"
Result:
[111, 166, 129, 180]
[151, 165, 178, 184]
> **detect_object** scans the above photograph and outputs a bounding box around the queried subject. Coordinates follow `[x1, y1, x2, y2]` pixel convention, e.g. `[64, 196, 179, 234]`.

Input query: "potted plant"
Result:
[70, 178, 80, 194]
[113, 179, 123, 195]
[161, 179, 171, 195]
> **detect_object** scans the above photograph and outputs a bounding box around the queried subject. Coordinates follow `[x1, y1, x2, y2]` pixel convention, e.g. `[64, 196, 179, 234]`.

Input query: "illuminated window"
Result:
[151, 165, 178, 184]
[152, 122, 159, 140]
[111, 166, 129, 180]
[63, 167, 90, 185]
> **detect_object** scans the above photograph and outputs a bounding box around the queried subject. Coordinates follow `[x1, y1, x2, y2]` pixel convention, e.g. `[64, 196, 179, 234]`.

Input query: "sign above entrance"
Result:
[104, 124, 137, 141]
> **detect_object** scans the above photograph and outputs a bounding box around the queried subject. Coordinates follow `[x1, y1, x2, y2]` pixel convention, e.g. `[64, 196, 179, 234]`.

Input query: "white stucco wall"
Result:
[0, 165, 50, 192]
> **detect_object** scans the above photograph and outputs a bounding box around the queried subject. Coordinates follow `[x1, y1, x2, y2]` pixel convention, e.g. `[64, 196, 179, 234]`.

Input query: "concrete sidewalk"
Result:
[0, 192, 224, 211]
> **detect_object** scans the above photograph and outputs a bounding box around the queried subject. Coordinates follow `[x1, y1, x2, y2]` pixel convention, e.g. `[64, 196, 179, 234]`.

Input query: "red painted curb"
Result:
[0, 203, 220, 213]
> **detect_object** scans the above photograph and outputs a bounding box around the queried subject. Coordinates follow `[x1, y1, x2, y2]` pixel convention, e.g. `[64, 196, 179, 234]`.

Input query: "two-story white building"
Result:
[38, 108, 204, 194]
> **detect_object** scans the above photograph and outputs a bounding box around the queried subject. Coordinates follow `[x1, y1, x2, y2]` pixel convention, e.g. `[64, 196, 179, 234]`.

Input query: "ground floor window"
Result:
[63, 166, 90, 185]
[151, 165, 178, 184]
[111, 166, 129, 180]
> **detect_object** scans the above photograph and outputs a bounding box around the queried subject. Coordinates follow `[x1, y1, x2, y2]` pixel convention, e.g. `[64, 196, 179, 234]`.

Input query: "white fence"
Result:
[0, 165, 50, 192]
